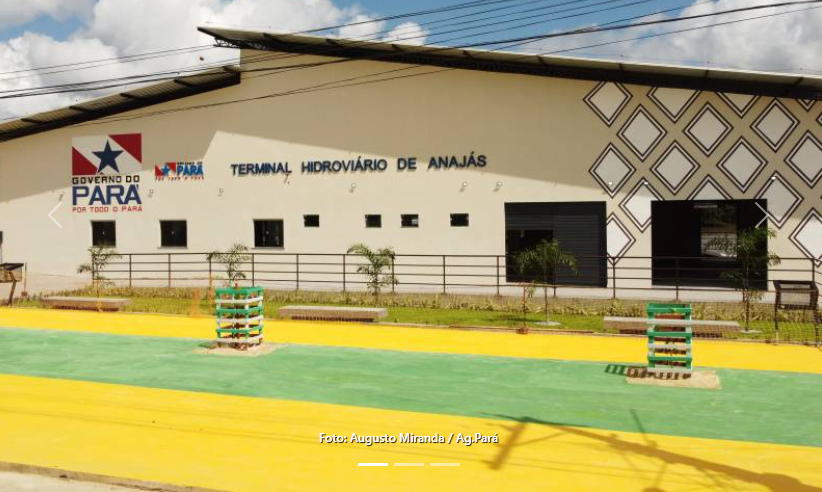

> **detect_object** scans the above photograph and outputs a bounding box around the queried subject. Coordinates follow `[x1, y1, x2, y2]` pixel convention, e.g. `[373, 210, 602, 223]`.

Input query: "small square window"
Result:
[160, 221, 187, 248]
[401, 214, 419, 228]
[254, 220, 284, 248]
[92, 221, 116, 247]
[451, 213, 469, 227]
[304, 215, 320, 228]
[365, 215, 382, 228]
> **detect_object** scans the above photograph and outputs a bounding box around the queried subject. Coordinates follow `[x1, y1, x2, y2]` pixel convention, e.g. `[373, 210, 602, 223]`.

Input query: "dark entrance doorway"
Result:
[505, 202, 606, 286]
[651, 199, 768, 289]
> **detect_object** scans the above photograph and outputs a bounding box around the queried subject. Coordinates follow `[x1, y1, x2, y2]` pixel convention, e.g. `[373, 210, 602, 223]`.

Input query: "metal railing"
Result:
[91, 251, 820, 301]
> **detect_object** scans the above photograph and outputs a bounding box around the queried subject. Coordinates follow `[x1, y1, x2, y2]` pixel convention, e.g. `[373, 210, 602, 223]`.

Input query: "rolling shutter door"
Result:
[505, 202, 606, 287]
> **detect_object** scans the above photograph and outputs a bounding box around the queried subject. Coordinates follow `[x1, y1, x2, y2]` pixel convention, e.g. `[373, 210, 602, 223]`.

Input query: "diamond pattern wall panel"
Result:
[798, 99, 815, 112]
[718, 92, 759, 117]
[785, 131, 822, 187]
[751, 99, 798, 151]
[716, 137, 767, 193]
[756, 172, 803, 228]
[619, 180, 663, 231]
[790, 208, 822, 265]
[584, 82, 631, 126]
[685, 103, 731, 156]
[618, 106, 666, 161]
[648, 87, 699, 122]
[589, 144, 636, 197]
[651, 141, 699, 194]
[606, 214, 636, 260]
[687, 175, 731, 201]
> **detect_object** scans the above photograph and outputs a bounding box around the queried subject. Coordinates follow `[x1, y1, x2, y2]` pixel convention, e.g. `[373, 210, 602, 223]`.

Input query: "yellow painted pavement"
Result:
[1, 307, 821, 373]
[1, 374, 820, 492]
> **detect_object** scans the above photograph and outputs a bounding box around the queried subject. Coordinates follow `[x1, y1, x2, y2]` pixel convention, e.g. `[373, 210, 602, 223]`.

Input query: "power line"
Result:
[67, 2, 822, 128]
[0, 0, 537, 79]
[0, 0, 668, 98]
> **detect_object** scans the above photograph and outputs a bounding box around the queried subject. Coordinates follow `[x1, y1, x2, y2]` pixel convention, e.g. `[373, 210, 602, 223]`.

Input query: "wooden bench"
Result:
[604, 316, 740, 337]
[279, 305, 388, 323]
[42, 296, 131, 312]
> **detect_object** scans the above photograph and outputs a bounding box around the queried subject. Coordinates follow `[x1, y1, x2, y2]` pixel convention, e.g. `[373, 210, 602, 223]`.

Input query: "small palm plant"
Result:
[207, 243, 250, 287]
[709, 227, 780, 331]
[515, 239, 578, 325]
[347, 243, 398, 303]
[77, 246, 122, 298]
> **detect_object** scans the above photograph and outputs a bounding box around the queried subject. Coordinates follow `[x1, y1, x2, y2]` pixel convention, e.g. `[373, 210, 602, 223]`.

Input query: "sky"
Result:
[0, 0, 820, 119]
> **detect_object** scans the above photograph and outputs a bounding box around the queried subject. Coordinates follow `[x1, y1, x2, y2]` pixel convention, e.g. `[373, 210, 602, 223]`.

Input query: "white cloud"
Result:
[0, 0, 95, 31]
[1, 0, 818, 121]
[525, 0, 822, 73]
[338, 14, 387, 40]
[383, 21, 429, 45]
[0, 0, 388, 119]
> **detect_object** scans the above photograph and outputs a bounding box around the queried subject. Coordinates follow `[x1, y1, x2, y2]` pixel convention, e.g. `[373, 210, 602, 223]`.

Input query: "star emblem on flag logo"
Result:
[93, 141, 124, 173]
[71, 134, 142, 176]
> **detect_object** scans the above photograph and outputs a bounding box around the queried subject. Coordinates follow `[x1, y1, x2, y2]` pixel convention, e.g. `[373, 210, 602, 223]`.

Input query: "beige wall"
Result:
[0, 48, 820, 289]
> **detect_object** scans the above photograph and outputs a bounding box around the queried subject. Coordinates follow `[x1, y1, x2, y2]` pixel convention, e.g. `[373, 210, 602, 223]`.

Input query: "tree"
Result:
[347, 243, 398, 302]
[515, 239, 578, 324]
[207, 243, 250, 287]
[709, 227, 781, 331]
[77, 246, 122, 298]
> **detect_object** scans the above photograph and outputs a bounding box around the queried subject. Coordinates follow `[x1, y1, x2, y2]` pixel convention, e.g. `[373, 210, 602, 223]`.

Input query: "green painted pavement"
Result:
[1, 328, 821, 448]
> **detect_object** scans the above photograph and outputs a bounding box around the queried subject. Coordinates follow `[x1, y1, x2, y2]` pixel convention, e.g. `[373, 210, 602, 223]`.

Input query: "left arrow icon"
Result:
[49, 202, 62, 228]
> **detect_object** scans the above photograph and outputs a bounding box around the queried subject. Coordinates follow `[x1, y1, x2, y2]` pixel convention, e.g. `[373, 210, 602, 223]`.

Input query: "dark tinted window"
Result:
[160, 221, 187, 248]
[401, 214, 419, 228]
[254, 220, 284, 248]
[304, 215, 320, 228]
[450, 214, 469, 227]
[365, 215, 382, 228]
[91, 221, 116, 247]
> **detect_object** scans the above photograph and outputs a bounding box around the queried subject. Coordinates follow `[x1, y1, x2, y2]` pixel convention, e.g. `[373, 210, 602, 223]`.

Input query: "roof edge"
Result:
[0, 67, 241, 144]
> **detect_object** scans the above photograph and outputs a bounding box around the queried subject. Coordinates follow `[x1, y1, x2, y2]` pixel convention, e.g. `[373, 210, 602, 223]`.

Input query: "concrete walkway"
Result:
[0, 471, 139, 491]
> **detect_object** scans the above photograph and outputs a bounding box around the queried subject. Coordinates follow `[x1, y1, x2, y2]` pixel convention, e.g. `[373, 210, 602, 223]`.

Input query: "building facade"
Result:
[1, 28, 821, 294]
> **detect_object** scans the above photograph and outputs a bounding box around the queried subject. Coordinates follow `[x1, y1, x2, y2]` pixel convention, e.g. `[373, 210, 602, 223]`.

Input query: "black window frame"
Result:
[159, 220, 187, 248]
[303, 215, 320, 228]
[254, 219, 284, 248]
[365, 214, 382, 228]
[450, 213, 470, 227]
[401, 214, 419, 228]
[91, 220, 116, 248]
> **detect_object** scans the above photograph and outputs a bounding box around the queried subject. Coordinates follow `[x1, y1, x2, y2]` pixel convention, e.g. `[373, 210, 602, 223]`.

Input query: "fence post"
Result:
[675, 257, 680, 301]
[208, 255, 212, 281]
[442, 255, 447, 294]
[128, 254, 132, 289]
[295, 254, 300, 291]
[342, 254, 347, 293]
[251, 253, 256, 286]
[496, 256, 500, 297]
[167, 253, 171, 288]
[391, 256, 396, 294]
[611, 258, 617, 300]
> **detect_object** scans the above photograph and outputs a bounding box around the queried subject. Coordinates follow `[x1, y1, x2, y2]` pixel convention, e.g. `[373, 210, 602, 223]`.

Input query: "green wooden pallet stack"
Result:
[215, 286, 264, 348]
[646, 303, 692, 374]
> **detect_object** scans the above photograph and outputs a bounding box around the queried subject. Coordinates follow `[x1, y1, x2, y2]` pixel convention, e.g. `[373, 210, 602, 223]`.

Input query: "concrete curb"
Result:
[0, 462, 224, 492]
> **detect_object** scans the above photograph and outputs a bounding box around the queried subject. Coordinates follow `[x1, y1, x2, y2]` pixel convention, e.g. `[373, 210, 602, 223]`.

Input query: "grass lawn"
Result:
[15, 295, 603, 332]
[12, 290, 818, 342]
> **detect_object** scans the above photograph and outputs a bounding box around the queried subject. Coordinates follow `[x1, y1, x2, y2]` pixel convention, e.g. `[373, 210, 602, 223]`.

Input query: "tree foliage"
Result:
[77, 245, 122, 298]
[709, 227, 780, 330]
[347, 243, 398, 302]
[207, 243, 250, 286]
[515, 239, 578, 323]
